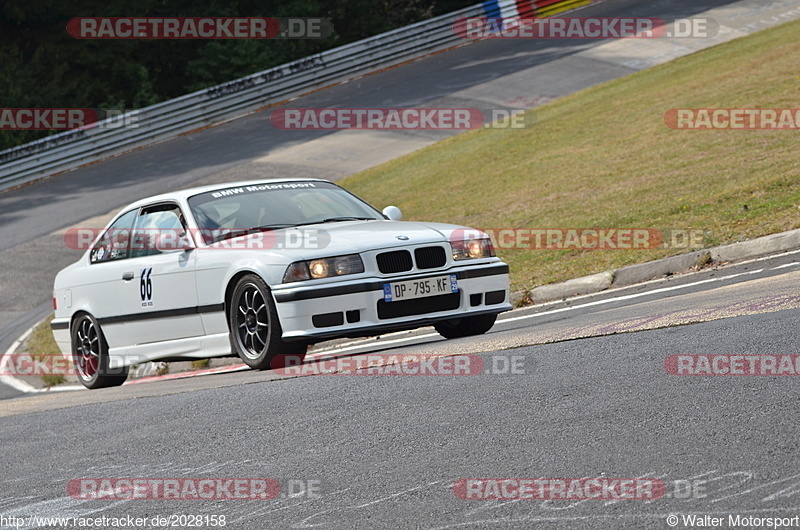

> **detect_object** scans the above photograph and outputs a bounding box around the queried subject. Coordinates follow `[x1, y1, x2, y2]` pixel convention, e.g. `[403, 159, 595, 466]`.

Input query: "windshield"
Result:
[188, 181, 383, 244]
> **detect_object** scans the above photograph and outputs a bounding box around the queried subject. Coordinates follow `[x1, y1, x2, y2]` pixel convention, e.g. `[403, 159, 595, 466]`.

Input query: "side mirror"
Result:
[179, 232, 195, 251]
[382, 206, 403, 221]
[154, 230, 195, 252]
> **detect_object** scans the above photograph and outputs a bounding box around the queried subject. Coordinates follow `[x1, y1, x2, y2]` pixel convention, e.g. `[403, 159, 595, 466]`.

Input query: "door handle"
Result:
[122, 272, 134, 281]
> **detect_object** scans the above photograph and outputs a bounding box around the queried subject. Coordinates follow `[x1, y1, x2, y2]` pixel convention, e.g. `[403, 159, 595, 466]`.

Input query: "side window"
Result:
[90, 209, 137, 264]
[130, 204, 187, 259]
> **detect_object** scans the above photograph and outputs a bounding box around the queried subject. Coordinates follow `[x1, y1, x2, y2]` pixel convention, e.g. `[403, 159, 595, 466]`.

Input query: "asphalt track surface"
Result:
[1, 0, 800, 528]
[1, 253, 800, 528]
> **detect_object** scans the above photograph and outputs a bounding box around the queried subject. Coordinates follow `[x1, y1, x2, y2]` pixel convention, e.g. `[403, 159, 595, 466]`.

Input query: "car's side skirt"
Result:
[107, 332, 232, 369]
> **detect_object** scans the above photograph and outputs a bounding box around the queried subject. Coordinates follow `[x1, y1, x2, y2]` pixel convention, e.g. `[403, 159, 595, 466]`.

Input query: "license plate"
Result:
[383, 274, 458, 302]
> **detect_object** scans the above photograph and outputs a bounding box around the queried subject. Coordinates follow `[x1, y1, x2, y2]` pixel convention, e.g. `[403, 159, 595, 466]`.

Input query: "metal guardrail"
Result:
[0, 0, 591, 191]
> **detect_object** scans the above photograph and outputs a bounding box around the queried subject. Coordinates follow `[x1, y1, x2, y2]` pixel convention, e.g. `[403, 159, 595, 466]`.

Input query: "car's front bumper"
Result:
[271, 262, 511, 342]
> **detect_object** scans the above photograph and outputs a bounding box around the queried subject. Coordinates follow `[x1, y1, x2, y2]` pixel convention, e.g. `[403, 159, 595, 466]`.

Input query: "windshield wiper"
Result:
[320, 217, 376, 223]
[292, 217, 377, 227]
[253, 223, 299, 231]
[211, 219, 375, 242]
[212, 229, 250, 244]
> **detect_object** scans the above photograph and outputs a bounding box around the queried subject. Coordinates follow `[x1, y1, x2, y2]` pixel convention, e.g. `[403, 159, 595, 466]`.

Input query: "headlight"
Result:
[452, 238, 495, 260]
[283, 254, 364, 282]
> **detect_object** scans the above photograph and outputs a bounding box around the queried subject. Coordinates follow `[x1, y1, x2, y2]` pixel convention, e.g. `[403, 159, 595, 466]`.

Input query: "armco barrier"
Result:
[0, 0, 599, 191]
[481, 0, 593, 19]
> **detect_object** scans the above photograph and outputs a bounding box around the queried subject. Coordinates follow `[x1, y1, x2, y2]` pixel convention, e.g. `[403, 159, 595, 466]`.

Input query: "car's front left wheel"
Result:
[229, 274, 306, 370]
[71, 314, 128, 389]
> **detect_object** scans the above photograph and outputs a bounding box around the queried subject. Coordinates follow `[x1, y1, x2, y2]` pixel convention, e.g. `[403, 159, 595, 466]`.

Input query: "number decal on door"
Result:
[140, 267, 153, 307]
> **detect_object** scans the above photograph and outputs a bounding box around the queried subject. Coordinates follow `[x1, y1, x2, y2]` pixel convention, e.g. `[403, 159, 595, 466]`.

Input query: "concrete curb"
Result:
[0, 321, 85, 393]
[610, 251, 708, 289]
[711, 229, 800, 263]
[529, 271, 614, 304]
[514, 229, 800, 306]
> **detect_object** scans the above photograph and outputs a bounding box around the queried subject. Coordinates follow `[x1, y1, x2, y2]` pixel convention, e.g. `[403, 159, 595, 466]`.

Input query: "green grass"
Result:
[25, 315, 66, 387]
[342, 19, 800, 292]
[191, 359, 211, 369]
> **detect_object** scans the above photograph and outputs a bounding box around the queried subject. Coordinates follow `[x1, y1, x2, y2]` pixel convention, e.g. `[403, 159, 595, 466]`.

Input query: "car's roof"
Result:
[121, 178, 331, 210]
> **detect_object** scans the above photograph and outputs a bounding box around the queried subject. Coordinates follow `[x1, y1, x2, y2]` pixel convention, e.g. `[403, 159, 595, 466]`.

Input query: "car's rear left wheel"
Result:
[229, 274, 306, 370]
[71, 314, 128, 389]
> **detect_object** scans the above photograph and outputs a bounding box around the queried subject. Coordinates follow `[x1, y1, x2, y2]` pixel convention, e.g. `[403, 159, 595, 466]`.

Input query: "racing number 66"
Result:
[140, 267, 153, 302]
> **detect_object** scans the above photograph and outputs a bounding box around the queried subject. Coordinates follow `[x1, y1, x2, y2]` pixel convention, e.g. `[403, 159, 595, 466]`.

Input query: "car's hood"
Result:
[210, 220, 484, 261]
[289, 220, 464, 259]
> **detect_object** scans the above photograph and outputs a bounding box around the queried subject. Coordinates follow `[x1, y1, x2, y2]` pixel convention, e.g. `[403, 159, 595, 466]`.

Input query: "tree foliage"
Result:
[0, 0, 475, 150]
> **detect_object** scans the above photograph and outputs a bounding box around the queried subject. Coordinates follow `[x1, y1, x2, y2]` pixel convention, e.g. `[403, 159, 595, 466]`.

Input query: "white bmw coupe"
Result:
[51, 179, 511, 388]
